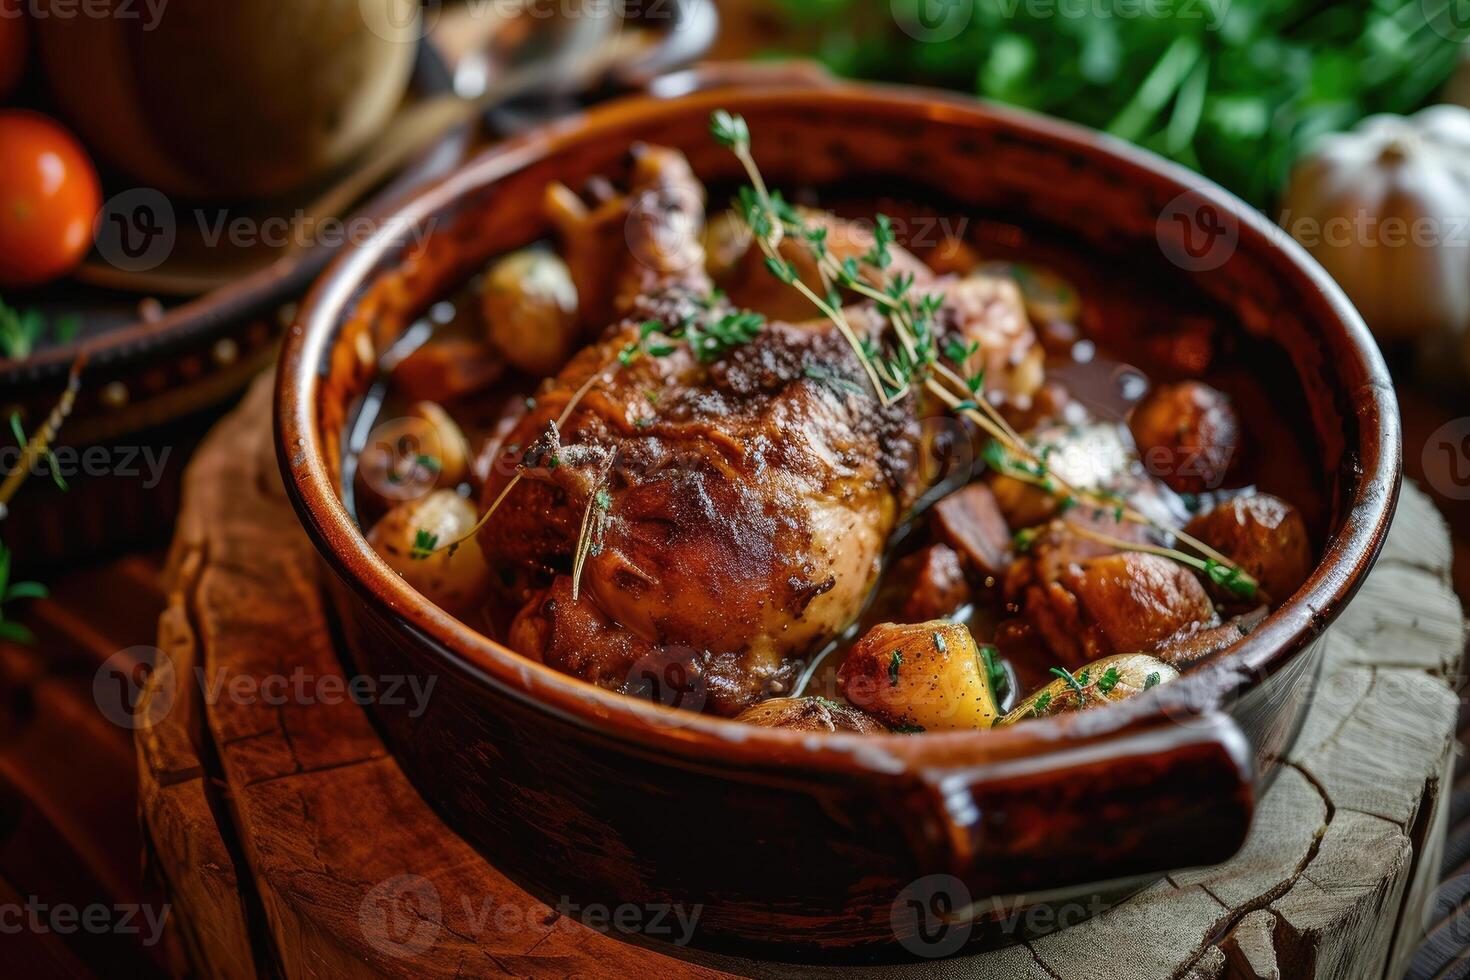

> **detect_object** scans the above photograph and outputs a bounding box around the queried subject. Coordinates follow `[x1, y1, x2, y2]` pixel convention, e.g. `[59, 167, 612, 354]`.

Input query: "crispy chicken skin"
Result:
[486, 147, 941, 713]
[485, 146, 1051, 714]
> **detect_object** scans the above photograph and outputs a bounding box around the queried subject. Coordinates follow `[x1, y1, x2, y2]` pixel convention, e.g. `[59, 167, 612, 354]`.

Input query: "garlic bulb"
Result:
[1279, 105, 1470, 343]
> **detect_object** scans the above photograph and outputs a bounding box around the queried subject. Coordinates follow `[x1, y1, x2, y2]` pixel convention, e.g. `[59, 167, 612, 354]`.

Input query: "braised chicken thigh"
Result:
[481, 146, 1048, 714]
[363, 118, 1321, 733]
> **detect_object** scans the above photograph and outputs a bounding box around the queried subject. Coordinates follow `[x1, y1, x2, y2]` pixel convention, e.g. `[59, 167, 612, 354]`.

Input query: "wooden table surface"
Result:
[134, 376, 1464, 979]
[3, 373, 1466, 980]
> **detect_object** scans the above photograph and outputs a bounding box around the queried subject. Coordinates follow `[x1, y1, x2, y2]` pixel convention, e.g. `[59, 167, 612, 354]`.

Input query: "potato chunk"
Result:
[838, 621, 998, 731]
[998, 653, 1178, 725]
[735, 697, 887, 734]
[1183, 493, 1311, 604]
[368, 490, 491, 613]
[480, 249, 580, 377]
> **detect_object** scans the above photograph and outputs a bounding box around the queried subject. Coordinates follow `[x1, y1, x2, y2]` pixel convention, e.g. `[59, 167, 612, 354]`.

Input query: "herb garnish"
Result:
[712, 110, 1258, 600]
[979, 644, 1008, 701]
[0, 297, 81, 362]
[888, 649, 903, 686]
[0, 541, 47, 644]
[1049, 665, 1089, 706]
[410, 529, 439, 560]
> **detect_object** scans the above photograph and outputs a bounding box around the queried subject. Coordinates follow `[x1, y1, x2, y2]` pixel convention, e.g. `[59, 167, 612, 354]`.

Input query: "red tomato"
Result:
[0, 0, 25, 99]
[0, 111, 101, 288]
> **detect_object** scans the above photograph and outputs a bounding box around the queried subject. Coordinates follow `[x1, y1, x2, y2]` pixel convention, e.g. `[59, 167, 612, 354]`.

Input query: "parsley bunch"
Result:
[772, 0, 1466, 206]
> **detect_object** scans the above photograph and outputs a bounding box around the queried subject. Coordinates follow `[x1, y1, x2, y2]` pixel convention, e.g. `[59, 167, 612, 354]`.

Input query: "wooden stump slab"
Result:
[139, 375, 1466, 978]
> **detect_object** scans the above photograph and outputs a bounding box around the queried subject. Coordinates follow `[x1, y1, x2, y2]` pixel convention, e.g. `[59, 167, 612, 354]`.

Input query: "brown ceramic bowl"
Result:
[277, 79, 1400, 959]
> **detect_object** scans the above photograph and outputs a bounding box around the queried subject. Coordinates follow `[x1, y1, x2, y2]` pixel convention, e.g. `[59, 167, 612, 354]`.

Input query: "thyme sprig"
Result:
[1065, 521, 1260, 601]
[710, 108, 1257, 600]
[0, 297, 81, 362]
[0, 354, 85, 645]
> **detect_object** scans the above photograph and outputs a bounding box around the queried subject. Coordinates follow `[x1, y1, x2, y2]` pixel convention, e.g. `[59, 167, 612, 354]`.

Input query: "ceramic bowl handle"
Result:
[892, 711, 1255, 896]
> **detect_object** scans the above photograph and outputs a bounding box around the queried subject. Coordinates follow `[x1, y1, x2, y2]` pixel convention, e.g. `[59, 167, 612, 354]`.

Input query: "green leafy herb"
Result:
[0, 299, 84, 362]
[888, 649, 903, 686]
[892, 722, 926, 734]
[409, 529, 439, 561]
[1096, 666, 1121, 694]
[1144, 672, 1162, 690]
[709, 109, 749, 149]
[979, 644, 1008, 700]
[1204, 558, 1258, 600]
[1031, 691, 1053, 717]
[1049, 665, 1088, 705]
[709, 109, 1261, 598]
[0, 541, 46, 645]
[768, 0, 1465, 206]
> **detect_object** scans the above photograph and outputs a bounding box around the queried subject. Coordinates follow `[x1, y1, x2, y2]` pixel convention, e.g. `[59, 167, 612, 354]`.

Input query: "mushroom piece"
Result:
[1016, 549, 1217, 666]
[1129, 380, 1241, 494]
[735, 697, 888, 734]
[931, 482, 1012, 584]
[1183, 493, 1311, 604]
[894, 544, 973, 622]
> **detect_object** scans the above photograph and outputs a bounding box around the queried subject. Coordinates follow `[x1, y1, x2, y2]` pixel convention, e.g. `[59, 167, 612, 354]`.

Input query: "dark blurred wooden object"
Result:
[0, 552, 174, 976]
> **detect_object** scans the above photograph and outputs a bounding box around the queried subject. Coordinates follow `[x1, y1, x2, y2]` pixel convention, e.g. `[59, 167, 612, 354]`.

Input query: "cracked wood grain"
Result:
[143, 376, 1465, 979]
[144, 375, 733, 978]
